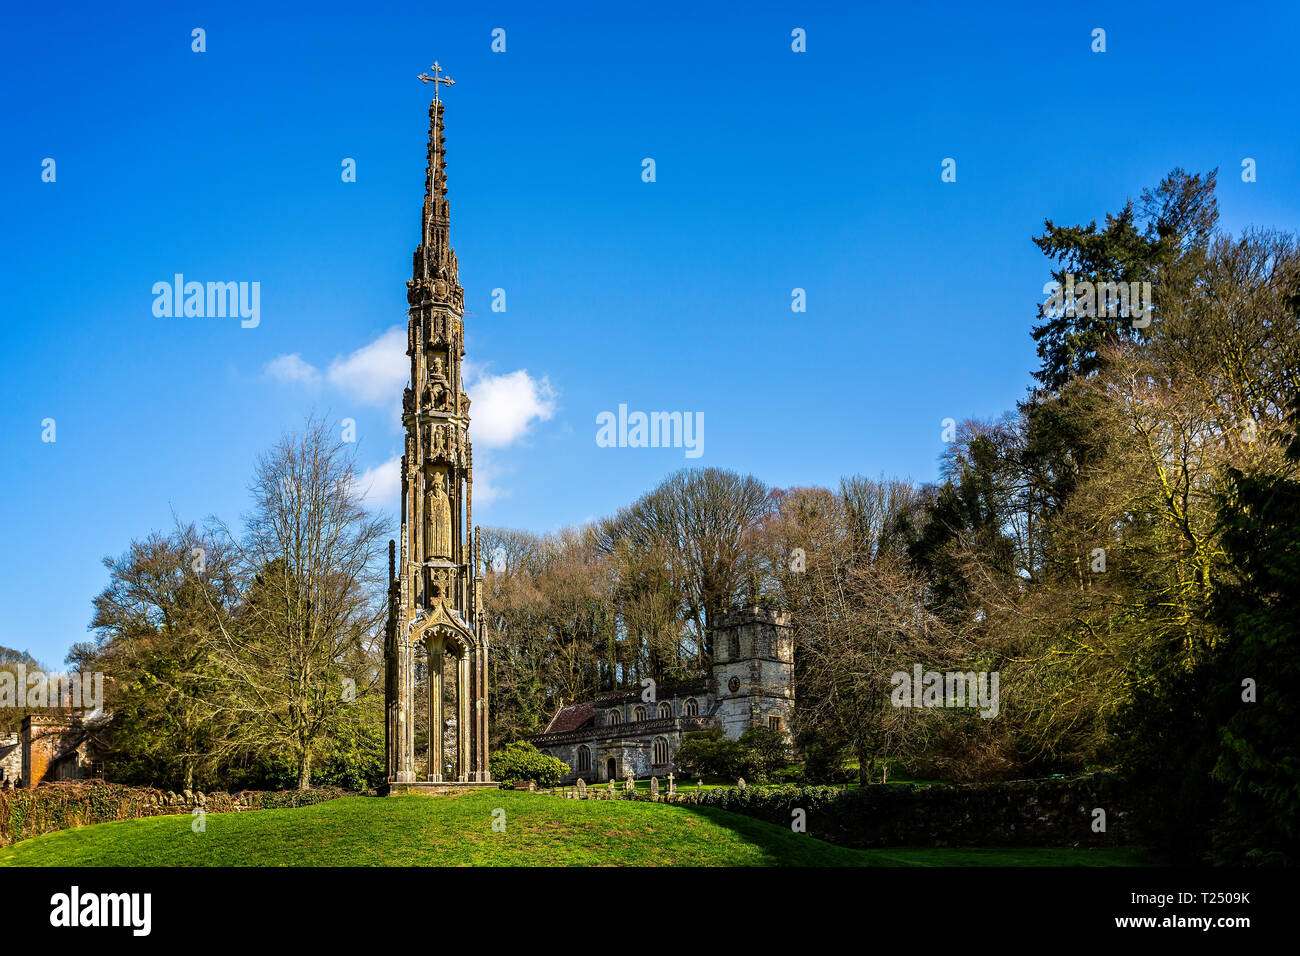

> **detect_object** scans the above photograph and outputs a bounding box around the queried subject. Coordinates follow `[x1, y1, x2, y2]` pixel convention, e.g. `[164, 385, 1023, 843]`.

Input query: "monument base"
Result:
[379, 779, 498, 796]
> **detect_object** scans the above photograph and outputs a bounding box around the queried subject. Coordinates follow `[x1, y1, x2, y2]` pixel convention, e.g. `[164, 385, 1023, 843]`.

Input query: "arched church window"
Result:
[657, 701, 672, 719]
[608, 709, 621, 726]
[633, 705, 647, 722]
[653, 737, 669, 765]
[577, 745, 591, 771]
[683, 698, 698, 716]
[728, 632, 740, 659]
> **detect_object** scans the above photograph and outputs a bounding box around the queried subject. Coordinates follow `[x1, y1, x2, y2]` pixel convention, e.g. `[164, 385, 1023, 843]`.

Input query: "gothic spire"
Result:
[411, 93, 460, 292]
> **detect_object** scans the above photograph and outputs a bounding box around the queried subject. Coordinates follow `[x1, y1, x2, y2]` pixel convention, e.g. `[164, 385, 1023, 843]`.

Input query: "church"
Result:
[530, 605, 795, 784]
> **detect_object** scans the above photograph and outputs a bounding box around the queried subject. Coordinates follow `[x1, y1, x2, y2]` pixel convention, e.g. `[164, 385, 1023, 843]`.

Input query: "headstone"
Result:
[625, 772, 635, 792]
[577, 778, 587, 798]
[737, 777, 746, 790]
[667, 772, 676, 795]
[528, 780, 537, 792]
[607, 779, 615, 792]
[650, 776, 659, 798]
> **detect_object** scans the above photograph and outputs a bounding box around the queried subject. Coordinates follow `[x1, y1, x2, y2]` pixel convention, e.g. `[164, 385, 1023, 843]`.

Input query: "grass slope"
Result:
[0, 792, 1148, 867]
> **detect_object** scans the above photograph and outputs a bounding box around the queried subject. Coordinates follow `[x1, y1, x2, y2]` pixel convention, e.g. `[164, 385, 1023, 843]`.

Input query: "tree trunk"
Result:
[297, 751, 311, 790]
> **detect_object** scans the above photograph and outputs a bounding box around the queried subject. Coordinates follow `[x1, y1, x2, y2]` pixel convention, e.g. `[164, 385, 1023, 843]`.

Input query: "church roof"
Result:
[591, 677, 709, 705]
[543, 701, 594, 734]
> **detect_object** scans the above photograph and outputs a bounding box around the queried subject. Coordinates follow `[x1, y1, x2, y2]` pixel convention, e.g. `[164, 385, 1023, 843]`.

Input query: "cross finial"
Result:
[417, 62, 455, 100]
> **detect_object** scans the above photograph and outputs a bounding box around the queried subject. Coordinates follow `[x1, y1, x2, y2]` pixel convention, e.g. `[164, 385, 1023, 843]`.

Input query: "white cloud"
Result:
[355, 454, 402, 510]
[326, 327, 408, 407]
[471, 453, 504, 505]
[263, 353, 320, 386]
[466, 368, 556, 448]
[269, 330, 556, 509]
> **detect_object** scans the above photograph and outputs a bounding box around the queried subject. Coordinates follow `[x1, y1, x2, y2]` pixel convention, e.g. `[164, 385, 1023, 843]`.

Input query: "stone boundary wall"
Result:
[0, 781, 351, 849]
[547, 773, 1141, 848]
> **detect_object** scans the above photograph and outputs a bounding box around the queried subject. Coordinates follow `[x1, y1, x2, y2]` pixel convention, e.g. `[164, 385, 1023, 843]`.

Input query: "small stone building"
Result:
[1, 715, 103, 788]
[0, 733, 20, 787]
[530, 605, 794, 783]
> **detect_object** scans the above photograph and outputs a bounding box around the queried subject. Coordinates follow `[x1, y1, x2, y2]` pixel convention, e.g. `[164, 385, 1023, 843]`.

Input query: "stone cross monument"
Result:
[383, 65, 492, 793]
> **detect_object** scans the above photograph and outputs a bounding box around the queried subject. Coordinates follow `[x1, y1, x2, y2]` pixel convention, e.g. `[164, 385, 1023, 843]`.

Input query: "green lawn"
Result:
[0, 791, 1149, 867]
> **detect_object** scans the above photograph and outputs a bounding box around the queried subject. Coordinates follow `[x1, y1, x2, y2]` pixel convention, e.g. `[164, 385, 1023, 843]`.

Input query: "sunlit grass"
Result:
[0, 791, 1150, 867]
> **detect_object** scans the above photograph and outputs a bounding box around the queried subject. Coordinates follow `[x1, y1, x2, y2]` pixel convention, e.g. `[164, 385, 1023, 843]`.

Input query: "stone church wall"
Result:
[541, 731, 685, 785]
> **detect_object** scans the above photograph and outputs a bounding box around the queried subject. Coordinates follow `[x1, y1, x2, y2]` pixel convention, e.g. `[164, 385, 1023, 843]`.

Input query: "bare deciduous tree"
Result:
[208, 418, 389, 789]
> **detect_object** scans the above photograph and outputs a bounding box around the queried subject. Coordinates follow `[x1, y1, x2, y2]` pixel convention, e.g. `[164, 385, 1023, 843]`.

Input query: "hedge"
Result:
[0, 781, 350, 848]
[610, 774, 1140, 848]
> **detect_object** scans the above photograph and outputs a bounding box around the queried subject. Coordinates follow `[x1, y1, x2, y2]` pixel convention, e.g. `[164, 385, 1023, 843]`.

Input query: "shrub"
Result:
[674, 726, 790, 783]
[800, 736, 854, 784]
[734, 727, 789, 783]
[490, 741, 569, 788]
[773, 764, 804, 784]
[673, 727, 740, 780]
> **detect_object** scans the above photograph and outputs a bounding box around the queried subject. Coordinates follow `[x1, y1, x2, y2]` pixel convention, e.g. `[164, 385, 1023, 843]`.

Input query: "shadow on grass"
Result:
[663, 797, 1155, 867]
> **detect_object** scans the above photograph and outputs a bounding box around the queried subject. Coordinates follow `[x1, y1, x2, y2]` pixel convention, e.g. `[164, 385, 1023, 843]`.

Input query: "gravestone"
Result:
[577, 778, 587, 798]
[737, 777, 746, 789]
[667, 772, 676, 796]
[650, 776, 659, 798]
[625, 772, 635, 792]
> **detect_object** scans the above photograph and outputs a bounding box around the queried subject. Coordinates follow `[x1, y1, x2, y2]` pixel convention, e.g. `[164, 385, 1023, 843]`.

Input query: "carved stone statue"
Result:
[430, 567, 451, 604]
[425, 475, 452, 558]
[422, 370, 449, 411]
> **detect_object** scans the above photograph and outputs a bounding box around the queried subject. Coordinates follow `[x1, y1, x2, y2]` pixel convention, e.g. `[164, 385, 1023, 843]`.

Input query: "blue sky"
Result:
[2, 1, 1297, 666]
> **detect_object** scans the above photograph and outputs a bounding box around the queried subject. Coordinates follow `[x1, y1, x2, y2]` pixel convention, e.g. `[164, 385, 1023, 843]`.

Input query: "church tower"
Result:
[709, 606, 794, 743]
[384, 65, 492, 791]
